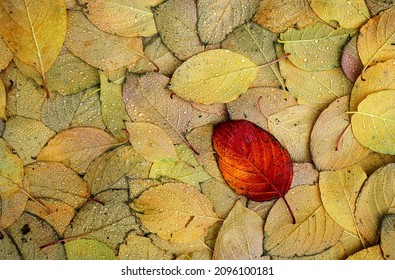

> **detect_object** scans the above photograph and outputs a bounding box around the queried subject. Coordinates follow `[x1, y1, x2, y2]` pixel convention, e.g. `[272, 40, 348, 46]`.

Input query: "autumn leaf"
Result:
[65, 239, 116, 260]
[0, 0, 67, 96]
[380, 215, 395, 259]
[131, 182, 218, 243]
[213, 120, 295, 222]
[0, 38, 12, 71]
[37, 127, 119, 174]
[213, 201, 265, 260]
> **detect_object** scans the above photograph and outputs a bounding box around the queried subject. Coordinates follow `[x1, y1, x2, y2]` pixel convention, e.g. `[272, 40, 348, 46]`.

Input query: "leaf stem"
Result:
[282, 195, 296, 224]
[257, 53, 291, 69]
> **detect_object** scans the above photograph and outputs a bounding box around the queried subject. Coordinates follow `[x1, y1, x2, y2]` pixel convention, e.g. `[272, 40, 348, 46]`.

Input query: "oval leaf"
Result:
[212, 120, 293, 201]
[169, 49, 259, 104]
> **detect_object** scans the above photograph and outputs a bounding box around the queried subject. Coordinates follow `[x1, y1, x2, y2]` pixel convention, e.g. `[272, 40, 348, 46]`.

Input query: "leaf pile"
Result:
[1, 0, 395, 260]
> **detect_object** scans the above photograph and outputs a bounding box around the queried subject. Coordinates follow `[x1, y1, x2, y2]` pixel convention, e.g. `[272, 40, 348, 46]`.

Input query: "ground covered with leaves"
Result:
[1, 0, 395, 260]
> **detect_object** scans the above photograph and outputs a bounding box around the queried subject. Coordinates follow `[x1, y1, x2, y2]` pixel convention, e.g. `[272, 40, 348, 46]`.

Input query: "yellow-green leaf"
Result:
[65, 239, 116, 260]
[126, 122, 178, 163]
[355, 163, 395, 245]
[280, 23, 355, 71]
[170, 49, 259, 104]
[131, 182, 218, 243]
[0, 0, 67, 87]
[351, 90, 395, 155]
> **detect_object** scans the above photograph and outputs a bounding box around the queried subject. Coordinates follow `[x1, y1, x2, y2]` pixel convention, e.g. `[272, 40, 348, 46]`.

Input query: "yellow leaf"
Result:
[170, 49, 259, 104]
[213, 201, 265, 260]
[118, 233, 172, 260]
[264, 185, 343, 258]
[267, 105, 320, 162]
[197, 0, 259, 44]
[351, 90, 395, 155]
[0, 37, 12, 71]
[350, 59, 395, 111]
[81, 0, 158, 37]
[311, 96, 372, 171]
[131, 182, 218, 243]
[346, 245, 384, 260]
[37, 127, 118, 174]
[355, 163, 395, 245]
[380, 214, 395, 260]
[357, 6, 395, 69]
[253, 0, 319, 33]
[126, 122, 178, 163]
[65, 11, 143, 71]
[2, 116, 55, 165]
[311, 0, 370, 28]
[279, 54, 353, 110]
[319, 165, 367, 239]
[0, 0, 67, 90]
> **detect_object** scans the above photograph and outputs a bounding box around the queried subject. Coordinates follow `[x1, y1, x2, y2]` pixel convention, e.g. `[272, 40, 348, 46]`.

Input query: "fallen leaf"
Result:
[380, 214, 395, 260]
[221, 21, 284, 89]
[266, 104, 320, 162]
[355, 163, 395, 245]
[154, 0, 213, 60]
[129, 35, 182, 76]
[227, 87, 297, 131]
[0, 190, 28, 230]
[212, 120, 293, 202]
[213, 201, 264, 260]
[99, 71, 130, 141]
[149, 144, 211, 188]
[0, 38, 12, 71]
[311, 0, 370, 28]
[169, 49, 259, 104]
[64, 189, 141, 250]
[201, 178, 247, 219]
[123, 72, 194, 144]
[65, 11, 143, 71]
[7, 212, 66, 259]
[65, 239, 116, 260]
[131, 182, 218, 243]
[126, 122, 178, 163]
[80, 0, 158, 37]
[118, 233, 172, 260]
[310, 96, 371, 171]
[319, 165, 367, 239]
[291, 163, 319, 188]
[0, 230, 21, 259]
[351, 90, 395, 155]
[0, 0, 67, 94]
[350, 58, 395, 111]
[197, 0, 259, 44]
[366, 0, 395, 15]
[280, 23, 355, 71]
[253, 0, 319, 33]
[84, 145, 151, 195]
[264, 184, 343, 258]
[346, 245, 384, 260]
[279, 54, 353, 110]
[191, 102, 228, 128]
[357, 6, 395, 70]
[0, 137, 24, 196]
[41, 88, 106, 132]
[37, 127, 118, 174]
[2, 116, 55, 165]
[341, 34, 364, 82]
[0, 80, 5, 119]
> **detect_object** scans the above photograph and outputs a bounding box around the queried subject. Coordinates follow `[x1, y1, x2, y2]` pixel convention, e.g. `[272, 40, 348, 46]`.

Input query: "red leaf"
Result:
[213, 119, 294, 203]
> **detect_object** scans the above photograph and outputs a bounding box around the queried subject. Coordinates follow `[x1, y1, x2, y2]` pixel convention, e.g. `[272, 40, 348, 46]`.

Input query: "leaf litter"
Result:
[1, 0, 395, 260]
